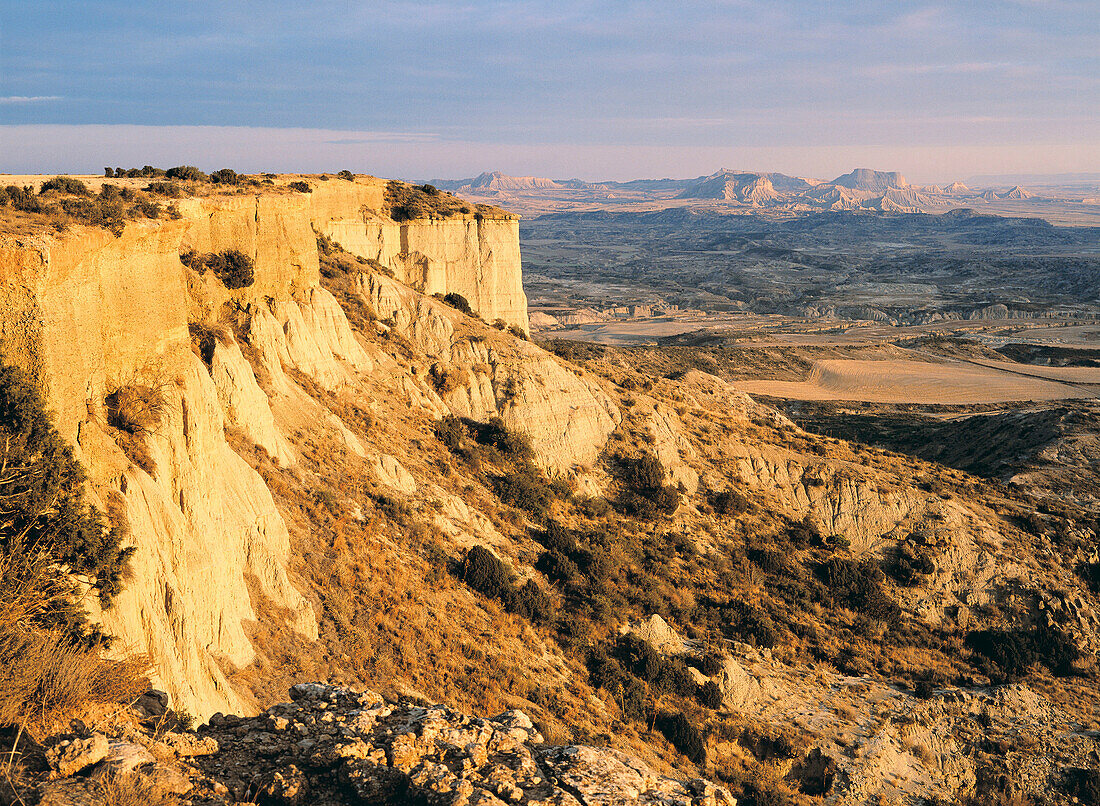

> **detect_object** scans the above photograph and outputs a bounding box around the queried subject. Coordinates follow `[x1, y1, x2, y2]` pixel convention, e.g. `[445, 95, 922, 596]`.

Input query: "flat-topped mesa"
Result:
[308, 178, 530, 333]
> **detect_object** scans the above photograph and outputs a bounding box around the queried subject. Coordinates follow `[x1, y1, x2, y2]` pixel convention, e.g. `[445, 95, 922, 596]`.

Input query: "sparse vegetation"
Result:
[180, 249, 256, 289]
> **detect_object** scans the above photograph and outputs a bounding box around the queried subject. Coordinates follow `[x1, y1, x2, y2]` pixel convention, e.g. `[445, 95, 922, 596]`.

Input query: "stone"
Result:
[45, 734, 108, 777]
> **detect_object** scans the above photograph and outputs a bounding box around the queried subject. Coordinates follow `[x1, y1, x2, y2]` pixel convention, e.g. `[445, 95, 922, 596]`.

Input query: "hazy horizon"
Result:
[1, 1, 1097, 182]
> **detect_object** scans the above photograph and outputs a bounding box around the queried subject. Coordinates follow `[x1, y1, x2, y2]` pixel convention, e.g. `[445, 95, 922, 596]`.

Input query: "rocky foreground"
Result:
[26, 683, 734, 806]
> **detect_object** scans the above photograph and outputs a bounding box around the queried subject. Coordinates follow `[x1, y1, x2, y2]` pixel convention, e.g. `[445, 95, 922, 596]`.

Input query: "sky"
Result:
[0, 1, 1097, 183]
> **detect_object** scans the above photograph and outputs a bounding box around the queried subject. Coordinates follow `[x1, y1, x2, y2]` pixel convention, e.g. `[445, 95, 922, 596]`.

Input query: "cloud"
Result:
[0, 96, 62, 104]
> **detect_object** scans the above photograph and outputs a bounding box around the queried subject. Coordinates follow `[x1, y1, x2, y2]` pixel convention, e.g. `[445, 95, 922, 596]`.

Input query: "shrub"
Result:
[337, 170, 355, 181]
[0, 553, 149, 730]
[0, 363, 131, 607]
[697, 680, 723, 709]
[434, 415, 465, 451]
[458, 546, 553, 624]
[180, 249, 255, 289]
[443, 292, 473, 316]
[966, 625, 1079, 680]
[1063, 768, 1100, 805]
[165, 165, 207, 182]
[209, 168, 240, 185]
[507, 324, 528, 340]
[1, 185, 46, 213]
[505, 579, 554, 624]
[817, 558, 900, 622]
[493, 468, 554, 518]
[474, 417, 534, 459]
[289, 180, 312, 193]
[656, 712, 706, 763]
[461, 546, 510, 599]
[106, 385, 165, 434]
[39, 176, 90, 196]
[710, 488, 752, 516]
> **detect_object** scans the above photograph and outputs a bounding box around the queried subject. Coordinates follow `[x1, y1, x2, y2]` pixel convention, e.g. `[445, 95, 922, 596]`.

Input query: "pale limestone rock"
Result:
[647, 404, 699, 493]
[371, 454, 417, 494]
[626, 614, 687, 655]
[717, 656, 762, 711]
[210, 333, 295, 466]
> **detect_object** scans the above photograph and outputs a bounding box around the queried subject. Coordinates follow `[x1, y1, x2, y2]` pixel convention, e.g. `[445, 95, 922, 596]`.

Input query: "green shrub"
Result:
[434, 415, 465, 451]
[289, 180, 312, 193]
[698, 680, 723, 709]
[143, 181, 183, 197]
[461, 546, 510, 599]
[180, 249, 255, 289]
[615, 452, 680, 516]
[337, 170, 355, 181]
[39, 176, 90, 196]
[507, 324, 528, 340]
[710, 488, 752, 515]
[966, 625, 1079, 680]
[494, 468, 553, 518]
[443, 292, 473, 315]
[209, 168, 240, 185]
[1, 185, 46, 213]
[0, 364, 132, 611]
[458, 546, 553, 624]
[817, 558, 900, 622]
[166, 165, 207, 182]
[656, 712, 705, 763]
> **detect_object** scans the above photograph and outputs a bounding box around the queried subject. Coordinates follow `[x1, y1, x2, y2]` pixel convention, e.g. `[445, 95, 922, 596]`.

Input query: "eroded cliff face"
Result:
[0, 181, 568, 719]
[309, 183, 529, 332]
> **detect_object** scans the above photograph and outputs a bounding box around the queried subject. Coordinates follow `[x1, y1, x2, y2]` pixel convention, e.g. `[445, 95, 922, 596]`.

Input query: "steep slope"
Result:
[2, 175, 1099, 805]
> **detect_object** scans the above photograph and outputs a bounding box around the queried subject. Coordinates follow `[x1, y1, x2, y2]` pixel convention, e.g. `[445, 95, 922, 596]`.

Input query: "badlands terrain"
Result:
[0, 169, 1099, 806]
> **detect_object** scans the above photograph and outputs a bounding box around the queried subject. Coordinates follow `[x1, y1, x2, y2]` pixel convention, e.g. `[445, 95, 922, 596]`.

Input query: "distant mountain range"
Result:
[429, 168, 1051, 214]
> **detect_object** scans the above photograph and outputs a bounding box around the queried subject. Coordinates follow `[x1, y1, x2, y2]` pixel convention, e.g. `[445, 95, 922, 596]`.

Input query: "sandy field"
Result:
[732, 358, 1100, 403]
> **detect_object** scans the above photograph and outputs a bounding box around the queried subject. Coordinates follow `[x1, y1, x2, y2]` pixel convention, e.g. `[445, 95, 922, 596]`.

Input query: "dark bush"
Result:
[181, 249, 255, 289]
[505, 579, 554, 624]
[434, 415, 465, 451]
[209, 168, 240, 185]
[722, 601, 780, 648]
[540, 521, 579, 556]
[536, 550, 580, 583]
[700, 653, 724, 676]
[817, 558, 900, 622]
[1, 185, 46, 213]
[494, 468, 554, 518]
[460, 546, 510, 599]
[587, 649, 648, 721]
[473, 417, 534, 459]
[144, 181, 183, 197]
[697, 680, 723, 709]
[1063, 767, 1100, 805]
[0, 363, 132, 611]
[507, 324, 528, 340]
[459, 546, 553, 624]
[656, 712, 705, 764]
[966, 625, 1079, 680]
[1078, 561, 1100, 594]
[289, 180, 312, 193]
[888, 543, 935, 586]
[337, 170, 355, 181]
[166, 165, 207, 182]
[39, 176, 90, 196]
[710, 488, 752, 516]
[443, 293, 473, 316]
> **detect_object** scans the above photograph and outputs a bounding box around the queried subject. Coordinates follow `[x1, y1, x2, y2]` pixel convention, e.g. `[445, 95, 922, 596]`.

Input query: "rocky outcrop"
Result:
[192, 683, 736, 806]
[357, 271, 619, 472]
[310, 182, 529, 332]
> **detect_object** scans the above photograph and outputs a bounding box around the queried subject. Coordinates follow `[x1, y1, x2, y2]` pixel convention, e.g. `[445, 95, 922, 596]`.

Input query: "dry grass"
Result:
[0, 552, 149, 736]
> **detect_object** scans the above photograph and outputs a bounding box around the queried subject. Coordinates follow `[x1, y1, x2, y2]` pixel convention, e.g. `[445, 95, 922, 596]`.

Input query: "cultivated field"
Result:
[732, 357, 1100, 403]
